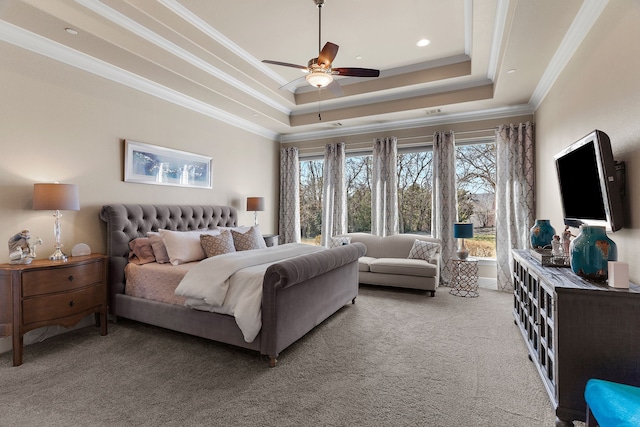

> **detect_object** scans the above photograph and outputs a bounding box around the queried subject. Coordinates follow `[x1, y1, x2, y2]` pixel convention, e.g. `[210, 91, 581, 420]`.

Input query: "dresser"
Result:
[0, 254, 107, 366]
[512, 249, 640, 426]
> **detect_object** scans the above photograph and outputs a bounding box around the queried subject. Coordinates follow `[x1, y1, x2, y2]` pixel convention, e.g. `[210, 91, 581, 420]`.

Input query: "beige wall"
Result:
[0, 43, 279, 259]
[535, 1, 640, 284]
[0, 43, 279, 354]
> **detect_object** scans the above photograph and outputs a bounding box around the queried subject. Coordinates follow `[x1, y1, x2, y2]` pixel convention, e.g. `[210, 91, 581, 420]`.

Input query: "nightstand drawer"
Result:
[22, 283, 105, 326]
[22, 261, 102, 297]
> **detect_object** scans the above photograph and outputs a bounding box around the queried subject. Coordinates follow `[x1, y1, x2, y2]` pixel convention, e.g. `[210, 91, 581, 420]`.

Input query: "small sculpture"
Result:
[27, 235, 43, 258]
[8, 229, 33, 264]
[551, 235, 562, 256]
[561, 226, 574, 256]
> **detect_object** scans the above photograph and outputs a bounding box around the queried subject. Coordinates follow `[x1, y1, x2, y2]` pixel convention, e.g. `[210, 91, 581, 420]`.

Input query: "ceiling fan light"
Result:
[306, 71, 333, 88]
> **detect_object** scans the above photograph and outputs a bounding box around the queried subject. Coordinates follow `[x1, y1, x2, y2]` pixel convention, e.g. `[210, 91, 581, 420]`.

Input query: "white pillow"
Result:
[407, 239, 440, 261]
[329, 236, 351, 248]
[159, 229, 220, 265]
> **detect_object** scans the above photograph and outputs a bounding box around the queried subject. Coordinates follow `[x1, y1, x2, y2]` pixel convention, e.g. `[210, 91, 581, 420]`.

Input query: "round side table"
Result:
[450, 257, 479, 298]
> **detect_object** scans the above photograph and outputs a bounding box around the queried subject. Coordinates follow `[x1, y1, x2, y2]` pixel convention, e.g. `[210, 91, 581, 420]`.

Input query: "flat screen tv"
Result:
[554, 130, 624, 232]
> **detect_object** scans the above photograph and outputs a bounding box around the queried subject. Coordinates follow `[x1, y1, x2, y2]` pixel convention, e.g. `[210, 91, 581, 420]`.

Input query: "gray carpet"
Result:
[0, 286, 562, 426]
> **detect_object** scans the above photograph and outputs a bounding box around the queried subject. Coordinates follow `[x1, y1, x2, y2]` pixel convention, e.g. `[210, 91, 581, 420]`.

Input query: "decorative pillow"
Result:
[159, 229, 220, 265]
[407, 239, 441, 261]
[147, 232, 170, 264]
[128, 237, 156, 265]
[231, 226, 267, 251]
[201, 230, 236, 257]
[329, 236, 351, 248]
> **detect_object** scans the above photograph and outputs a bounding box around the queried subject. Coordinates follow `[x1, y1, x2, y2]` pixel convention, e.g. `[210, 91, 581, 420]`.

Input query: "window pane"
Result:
[299, 159, 323, 245]
[398, 151, 433, 235]
[346, 155, 372, 233]
[455, 143, 496, 258]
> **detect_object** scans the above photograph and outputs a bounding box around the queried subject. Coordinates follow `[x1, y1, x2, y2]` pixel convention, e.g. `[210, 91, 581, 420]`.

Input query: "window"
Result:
[298, 140, 496, 258]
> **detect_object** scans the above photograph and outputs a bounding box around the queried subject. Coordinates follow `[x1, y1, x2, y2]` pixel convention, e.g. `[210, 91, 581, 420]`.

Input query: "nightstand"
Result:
[0, 254, 107, 366]
[263, 234, 279, 247]
[449, 257, 479, 298]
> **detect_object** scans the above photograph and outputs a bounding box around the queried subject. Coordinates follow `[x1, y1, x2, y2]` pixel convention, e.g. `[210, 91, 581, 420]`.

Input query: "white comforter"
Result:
[174, 243, 325, 343]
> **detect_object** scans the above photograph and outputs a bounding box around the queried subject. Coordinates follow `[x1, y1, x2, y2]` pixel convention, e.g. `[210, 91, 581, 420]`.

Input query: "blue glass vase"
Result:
[530, 219, 556, 249]
[570, 225, 617, 281]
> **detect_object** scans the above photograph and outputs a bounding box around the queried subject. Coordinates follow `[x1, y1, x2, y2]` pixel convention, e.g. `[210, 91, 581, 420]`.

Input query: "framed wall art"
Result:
[124, 140, 212, 189]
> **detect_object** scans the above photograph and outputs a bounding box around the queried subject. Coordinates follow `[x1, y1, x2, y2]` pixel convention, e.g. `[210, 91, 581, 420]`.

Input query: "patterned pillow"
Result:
[329, 236, 351, 248]
[201, 230, 236, 257]
[407, 239, 440, 261]
[231, 226, 267, 251]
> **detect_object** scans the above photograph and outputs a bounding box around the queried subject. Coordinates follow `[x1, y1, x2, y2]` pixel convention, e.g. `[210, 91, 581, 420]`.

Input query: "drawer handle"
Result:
[68, 275, 75, 282]
[69, 300, 75, 307]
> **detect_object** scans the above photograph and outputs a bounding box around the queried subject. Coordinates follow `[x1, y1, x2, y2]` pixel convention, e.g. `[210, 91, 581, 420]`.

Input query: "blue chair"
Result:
[585, 379, 640, 426]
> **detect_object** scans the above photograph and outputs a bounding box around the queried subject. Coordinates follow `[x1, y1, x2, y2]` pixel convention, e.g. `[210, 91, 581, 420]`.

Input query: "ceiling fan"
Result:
[262, 0, 380, 94]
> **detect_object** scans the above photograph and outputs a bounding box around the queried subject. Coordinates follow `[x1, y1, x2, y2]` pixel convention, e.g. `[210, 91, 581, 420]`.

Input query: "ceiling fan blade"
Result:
[317, 42, 339, 68]
[262, 60, 308, 71]
[333, 67, 380, 78]
[326, 80, 344, 97]
[279, 76, 306, 91]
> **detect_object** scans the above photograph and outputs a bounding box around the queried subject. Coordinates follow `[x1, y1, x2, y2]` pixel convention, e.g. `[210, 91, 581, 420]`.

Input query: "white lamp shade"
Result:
[305, 71, 333, 88]
[33, 183, 80, 211]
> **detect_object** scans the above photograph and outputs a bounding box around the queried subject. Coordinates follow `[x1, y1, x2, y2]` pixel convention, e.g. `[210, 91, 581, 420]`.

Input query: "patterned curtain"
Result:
[495, 122, 535, 291]
[321, 143, 347, 247]
[371, 137, 399, 236]
[279, 147, 301, 244]
[431, 131, 457, 285]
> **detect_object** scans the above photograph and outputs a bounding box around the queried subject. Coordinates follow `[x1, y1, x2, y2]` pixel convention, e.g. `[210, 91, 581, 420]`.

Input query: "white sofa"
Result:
[336, 233, 441, 296]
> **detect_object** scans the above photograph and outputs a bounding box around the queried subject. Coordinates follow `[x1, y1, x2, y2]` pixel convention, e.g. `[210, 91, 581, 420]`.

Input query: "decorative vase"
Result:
[570, 225, 617, 282]
[530, 219, 556, 249]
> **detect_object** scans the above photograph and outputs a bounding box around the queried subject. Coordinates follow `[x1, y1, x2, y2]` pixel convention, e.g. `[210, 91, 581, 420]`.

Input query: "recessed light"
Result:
[507, 68, 516, 74]
[65, 27, 78, 35]
[356, 55, 363, 60]
[416, 39, 431, 47]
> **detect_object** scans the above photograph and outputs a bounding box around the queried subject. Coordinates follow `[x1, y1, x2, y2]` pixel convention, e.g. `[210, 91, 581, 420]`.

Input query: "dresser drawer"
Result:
[22, 261, 102, 297]
[22, 283, 105, 326]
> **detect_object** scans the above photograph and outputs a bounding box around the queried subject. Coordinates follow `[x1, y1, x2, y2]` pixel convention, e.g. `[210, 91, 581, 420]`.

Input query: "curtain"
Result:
[495, 122, 535, 291]
[431, 131, 457, 285]
[371, 137, 398, 236]
[279, 147, 301, 244]
[321, 143, 347, 247]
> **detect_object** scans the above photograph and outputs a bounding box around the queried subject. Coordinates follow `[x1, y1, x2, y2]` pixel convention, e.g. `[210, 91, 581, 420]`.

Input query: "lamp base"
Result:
[456, 249, 469, 260]
[49, 248, 68, 261]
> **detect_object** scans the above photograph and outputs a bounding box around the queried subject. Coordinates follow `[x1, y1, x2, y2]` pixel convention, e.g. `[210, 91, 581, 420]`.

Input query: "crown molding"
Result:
[0, 20, 279, 140]
[529, 0, 608, 108]
[280, 103, 535, 143]
[75, 0, 291, 115]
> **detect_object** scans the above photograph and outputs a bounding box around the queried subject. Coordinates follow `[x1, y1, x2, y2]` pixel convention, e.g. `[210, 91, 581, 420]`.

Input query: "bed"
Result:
[100, 204, 365, 367]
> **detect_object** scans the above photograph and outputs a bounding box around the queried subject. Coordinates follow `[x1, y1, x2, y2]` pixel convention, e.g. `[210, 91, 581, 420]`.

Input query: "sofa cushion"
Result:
[358, 256, 376, 272]
[369, 258, 437, 277]
[408, 239, 440, 261]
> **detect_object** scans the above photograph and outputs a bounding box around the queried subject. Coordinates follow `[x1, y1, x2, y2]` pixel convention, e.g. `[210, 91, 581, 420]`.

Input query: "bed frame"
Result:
[100, 204, 365, 367]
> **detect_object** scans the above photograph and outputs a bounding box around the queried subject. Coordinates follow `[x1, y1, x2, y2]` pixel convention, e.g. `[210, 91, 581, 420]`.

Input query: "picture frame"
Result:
[124, 140, 212, 189]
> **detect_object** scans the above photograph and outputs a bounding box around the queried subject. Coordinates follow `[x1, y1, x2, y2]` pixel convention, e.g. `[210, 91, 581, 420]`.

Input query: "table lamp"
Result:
[246, 197, 264, 226]
[453, 222, 474, 260]
[33, 183, 80, 261]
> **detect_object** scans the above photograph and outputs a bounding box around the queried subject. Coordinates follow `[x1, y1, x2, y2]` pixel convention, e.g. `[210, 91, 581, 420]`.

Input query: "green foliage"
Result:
[299, 142, 498, 256]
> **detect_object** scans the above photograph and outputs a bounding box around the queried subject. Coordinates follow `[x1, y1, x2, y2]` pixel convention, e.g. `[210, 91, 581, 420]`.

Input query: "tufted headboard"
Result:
[99, 204, 238, 309]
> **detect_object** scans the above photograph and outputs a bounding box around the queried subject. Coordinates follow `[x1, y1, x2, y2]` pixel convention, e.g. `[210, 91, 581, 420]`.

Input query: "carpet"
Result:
[0, 285, 562, 426]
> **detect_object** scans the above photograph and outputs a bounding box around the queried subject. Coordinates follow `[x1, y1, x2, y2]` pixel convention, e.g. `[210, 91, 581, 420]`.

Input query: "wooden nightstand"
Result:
[0, 254, 107, 366]
[263, 234, 279, 247]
